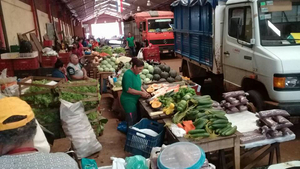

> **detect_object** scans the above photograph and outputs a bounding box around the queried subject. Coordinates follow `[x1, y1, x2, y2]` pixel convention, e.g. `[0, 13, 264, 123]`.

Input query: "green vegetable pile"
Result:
[159, 87, 237, 138]
[112, 47, 126, 54]
[95, 45, 113, 55]
[22, 80, 59, 107]
[59, 80, 100, 111]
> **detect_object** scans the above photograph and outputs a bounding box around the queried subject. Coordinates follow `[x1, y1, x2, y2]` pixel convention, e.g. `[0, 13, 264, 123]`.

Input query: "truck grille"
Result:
[150, 39, 174, 45]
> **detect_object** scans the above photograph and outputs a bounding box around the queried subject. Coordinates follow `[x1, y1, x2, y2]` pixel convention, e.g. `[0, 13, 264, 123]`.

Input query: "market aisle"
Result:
[90, 98, 130, 166]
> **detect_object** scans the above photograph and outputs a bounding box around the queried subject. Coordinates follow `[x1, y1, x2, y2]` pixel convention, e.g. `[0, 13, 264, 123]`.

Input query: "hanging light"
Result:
[137, 6, 141, 11]
[147, 0, 151, 6]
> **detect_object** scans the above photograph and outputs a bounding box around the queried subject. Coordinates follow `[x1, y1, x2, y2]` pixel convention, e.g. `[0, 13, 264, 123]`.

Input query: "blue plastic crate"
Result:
[124, 118, 165, 158]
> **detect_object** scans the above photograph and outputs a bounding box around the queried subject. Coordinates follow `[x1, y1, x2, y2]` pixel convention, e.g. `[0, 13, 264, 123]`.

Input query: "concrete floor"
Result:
[89, 58, 300, 167]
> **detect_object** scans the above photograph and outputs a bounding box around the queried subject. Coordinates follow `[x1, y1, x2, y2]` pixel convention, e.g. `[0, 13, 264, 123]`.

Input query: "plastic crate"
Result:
[41, 56, 57, 68]
[0, 59, 13, 70]
[143, 46, 160, 62]
[58, 52, 71, 67]
[1, 53, 20, 59]
[13, 57, 39, 70]
[124, 118, 165, 158]
[43, 40, 53, 47]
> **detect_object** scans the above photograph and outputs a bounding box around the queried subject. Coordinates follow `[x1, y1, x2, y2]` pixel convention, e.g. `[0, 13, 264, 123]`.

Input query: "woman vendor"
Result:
[120, 58, 150, 126]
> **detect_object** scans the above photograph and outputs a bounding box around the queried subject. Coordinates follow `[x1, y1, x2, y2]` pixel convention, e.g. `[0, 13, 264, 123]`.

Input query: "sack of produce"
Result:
[222, 90, 246, 99]
[260, 117, 278, 127]
[281, 128, 294, 136]
[258, 109, 290, 118]
[273, 115, 289, 124]
[60, 100, 102, 159]
[240, 131, 266, 144]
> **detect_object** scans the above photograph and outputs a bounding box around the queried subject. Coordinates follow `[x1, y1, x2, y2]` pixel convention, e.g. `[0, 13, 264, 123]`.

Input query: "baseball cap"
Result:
[0, 97, 35, 131]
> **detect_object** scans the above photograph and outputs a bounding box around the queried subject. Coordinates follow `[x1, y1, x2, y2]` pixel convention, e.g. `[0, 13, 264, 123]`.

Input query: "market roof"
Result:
[61, 0, 175, 22]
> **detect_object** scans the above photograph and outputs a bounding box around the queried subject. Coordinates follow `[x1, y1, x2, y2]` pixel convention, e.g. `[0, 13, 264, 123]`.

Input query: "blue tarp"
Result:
[171, 0, 226, 8]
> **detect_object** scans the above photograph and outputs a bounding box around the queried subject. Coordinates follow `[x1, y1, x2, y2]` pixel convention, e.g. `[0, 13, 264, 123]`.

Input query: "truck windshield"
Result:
[258, 0, 300, 46]
[148, 19, 173, 32]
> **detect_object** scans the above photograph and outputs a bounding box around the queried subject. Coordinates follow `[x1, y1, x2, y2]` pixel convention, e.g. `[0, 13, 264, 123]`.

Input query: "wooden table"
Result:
[163, 118, 241, 169]
[139, 99, 172, 120]
[98, 72, 113, 94]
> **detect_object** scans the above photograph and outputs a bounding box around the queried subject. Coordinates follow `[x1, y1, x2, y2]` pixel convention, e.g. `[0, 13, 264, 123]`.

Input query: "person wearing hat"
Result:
[0, 97, 79, 169]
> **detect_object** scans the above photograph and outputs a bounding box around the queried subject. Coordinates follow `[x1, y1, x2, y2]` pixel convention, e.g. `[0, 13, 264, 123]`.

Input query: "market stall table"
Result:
[163, 118, 241, 169]
[98, 72, 113, 94]
[139, 99, 172, 120]
[225, 111, 296, 169]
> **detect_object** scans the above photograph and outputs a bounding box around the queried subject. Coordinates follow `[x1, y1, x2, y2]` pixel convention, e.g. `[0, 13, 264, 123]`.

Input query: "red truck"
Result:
[124, 11, 174, 55]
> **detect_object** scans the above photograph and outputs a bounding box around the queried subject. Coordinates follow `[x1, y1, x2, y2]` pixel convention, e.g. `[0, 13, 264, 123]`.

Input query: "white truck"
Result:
[172, 0, 300, 115]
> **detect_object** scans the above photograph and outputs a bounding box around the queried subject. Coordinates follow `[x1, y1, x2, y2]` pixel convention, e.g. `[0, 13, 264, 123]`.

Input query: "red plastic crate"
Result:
[143, 46, 160, 62]
[6, 70, 14, 77]
[41, 56, 57, 68]
[58, 52, 71, 67]
[43, 40, 53, 47]
[13, 57, 39, 70]
[0, 59, 13, 70]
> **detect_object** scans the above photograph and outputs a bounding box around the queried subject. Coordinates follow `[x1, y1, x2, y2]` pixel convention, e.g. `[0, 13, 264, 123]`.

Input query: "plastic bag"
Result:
[81, 158, 98, 169]
[125, 155, 148, 169]
[222, 90, 245, 99]
[0, 69, 19, 96]
[220, 100, 226, 106]
[261, 117, 278, 127]
[117, 121, 128, 134]
[212, 101, 220, 107]
[137, 48, 144, 59]
[238, 105, 248, 111]
[60, 100, 102, 159]
[238, 95, 249, 104]
[270, 122, 293, 130]
[258, 109, 290, 118]
[260, 125, 271, 135]
[111, 157, 126, 169]
[240, 131, 266, 144]
[281, 128, 294, 136]
[225, 97, 237, 103]
[226, 107, 239, 114]
[273, 116, 289, 124]
[269, 130, 283, 138]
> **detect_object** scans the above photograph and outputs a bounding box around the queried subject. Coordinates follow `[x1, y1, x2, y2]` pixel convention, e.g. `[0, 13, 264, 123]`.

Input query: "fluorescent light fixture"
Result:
[268, 20, 281, 37]
[147, 0, 151, 6]
[122, 1, 130, 6]
[109, 4, 117, 8]
[155, 19, 172, 22]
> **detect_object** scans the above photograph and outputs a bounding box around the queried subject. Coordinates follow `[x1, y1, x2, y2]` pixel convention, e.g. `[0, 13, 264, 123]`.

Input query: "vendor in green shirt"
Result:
[120, 58, 150, 126]
[126, 32, 136, 57]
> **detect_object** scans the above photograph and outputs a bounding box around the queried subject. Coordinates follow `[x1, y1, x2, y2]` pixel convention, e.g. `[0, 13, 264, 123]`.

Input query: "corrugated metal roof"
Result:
[61, 0, 175, 22]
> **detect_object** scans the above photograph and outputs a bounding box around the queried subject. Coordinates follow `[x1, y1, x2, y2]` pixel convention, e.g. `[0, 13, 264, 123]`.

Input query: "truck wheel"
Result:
[247, 90, 265, 112]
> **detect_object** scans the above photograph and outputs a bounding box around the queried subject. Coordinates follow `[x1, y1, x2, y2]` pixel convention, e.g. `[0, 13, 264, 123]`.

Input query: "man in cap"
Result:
[0, 97, 79, 169]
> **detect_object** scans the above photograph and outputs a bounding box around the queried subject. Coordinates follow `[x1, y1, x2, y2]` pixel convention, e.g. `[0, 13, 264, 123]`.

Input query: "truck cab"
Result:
[223, 0, 300, 114]
[173, 0, 300, 115]
[135, 11, 175, 54]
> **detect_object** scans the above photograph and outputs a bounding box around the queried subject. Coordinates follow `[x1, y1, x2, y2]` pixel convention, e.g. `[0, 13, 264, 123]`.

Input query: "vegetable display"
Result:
[158, 87, 237, 138]
[97, 56, 118, 72]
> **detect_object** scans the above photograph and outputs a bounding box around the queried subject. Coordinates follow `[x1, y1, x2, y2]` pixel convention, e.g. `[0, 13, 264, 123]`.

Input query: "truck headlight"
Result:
[274, 75, 300, 90]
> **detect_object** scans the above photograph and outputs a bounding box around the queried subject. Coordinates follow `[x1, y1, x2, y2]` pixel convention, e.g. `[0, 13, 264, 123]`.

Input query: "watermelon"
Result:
[169, 70, 177, 78]
[144, 78, 151, 84]
[164, 65, 171, 72]
[175, 75, 182, 81]
[153, 67, 162, 75]
[148, 65, 154, 74]
[98, 68, 104, 72]
[104, 68, 110, 72]
[106, 64, 112, 68]
[144, 62, 149, 69]
[159, 78, 166, 82]
[142, 69, 149, 75]
[167, 77, 175, 83]
[159, 64, 165, 71]
[140, 74, 146, 80]
[146, 74, 153, 80]
[102, 60, 108, 65]
[102, 65, 107, 68]
[161, 72, 169, 79]
[110, 68, 115, 72]
[153, 74, 160, 81]
[111, 57, 116, 62]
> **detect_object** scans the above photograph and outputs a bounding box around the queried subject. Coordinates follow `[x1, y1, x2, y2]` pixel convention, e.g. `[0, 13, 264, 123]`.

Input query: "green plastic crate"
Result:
[10, 45, 20, 52]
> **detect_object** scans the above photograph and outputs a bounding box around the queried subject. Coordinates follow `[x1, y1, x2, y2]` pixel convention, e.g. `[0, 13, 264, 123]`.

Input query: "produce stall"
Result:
[136, 86, 296, 169]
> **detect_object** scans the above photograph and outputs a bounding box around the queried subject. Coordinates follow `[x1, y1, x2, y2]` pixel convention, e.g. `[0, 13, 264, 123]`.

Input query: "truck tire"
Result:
[247, 90, 265, 112]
